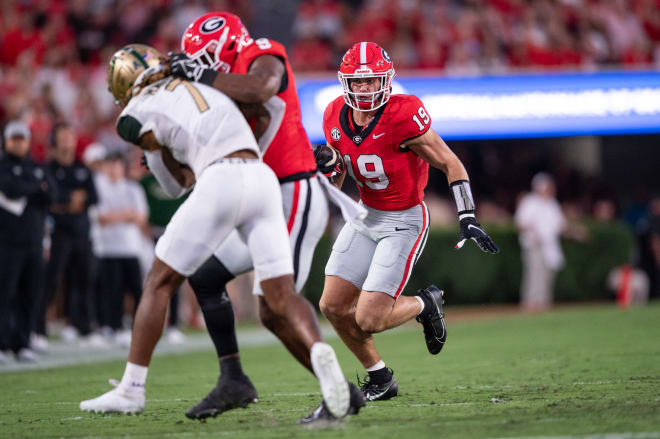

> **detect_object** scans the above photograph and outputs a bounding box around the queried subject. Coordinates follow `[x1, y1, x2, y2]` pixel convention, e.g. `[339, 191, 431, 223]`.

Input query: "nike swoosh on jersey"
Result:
[373, 133, 386, 139]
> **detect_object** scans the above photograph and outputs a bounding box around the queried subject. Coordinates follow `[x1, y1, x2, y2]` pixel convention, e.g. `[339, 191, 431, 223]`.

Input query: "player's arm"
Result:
[404, 129, 468, 183]
[138, 131, 195, 198]
[170, 53, 284, 104]
[404, 129, 499, 254]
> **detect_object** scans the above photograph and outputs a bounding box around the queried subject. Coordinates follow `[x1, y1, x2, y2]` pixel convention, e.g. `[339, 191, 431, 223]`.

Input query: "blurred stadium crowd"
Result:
[1, 0, 659, 363]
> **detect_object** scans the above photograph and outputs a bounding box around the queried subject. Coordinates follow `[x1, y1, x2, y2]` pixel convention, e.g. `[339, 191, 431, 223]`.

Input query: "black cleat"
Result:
[185, 375, 258, 420]
[357, 369, 398, 401]
[298, 382, 365, 425]
[416, 285, 447, 355]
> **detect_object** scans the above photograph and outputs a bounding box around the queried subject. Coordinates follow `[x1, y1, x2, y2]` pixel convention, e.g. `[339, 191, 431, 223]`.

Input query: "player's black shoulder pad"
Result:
[116, 115, 143, 145]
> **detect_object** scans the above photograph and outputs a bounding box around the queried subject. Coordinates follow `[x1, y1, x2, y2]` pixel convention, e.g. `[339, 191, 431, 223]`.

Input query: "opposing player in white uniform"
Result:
[79, 44, 351, 419]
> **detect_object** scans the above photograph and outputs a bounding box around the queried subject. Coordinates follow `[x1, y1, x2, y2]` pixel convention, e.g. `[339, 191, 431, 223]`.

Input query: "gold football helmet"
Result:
[107, 44, 163, 107]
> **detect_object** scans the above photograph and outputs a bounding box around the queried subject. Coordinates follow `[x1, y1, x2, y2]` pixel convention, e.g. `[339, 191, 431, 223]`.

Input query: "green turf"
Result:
[1, 304, 659, 438]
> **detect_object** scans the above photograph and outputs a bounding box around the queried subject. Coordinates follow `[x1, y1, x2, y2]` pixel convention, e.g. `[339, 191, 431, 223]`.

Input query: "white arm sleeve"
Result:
[143, 150, 191, 199]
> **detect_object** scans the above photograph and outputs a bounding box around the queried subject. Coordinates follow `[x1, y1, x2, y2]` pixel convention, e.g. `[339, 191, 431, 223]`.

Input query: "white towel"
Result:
[316, 172, 367, 222]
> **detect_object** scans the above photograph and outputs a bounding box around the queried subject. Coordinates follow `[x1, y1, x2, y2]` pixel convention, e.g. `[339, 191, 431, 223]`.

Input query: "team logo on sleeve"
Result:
[331, 127, 341, 141]
[200, 17, 226, 34]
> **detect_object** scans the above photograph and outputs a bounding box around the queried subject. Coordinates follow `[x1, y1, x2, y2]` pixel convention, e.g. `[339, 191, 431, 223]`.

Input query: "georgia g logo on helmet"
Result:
[200, 17, 226, 34]
[381, 48, 391, 63]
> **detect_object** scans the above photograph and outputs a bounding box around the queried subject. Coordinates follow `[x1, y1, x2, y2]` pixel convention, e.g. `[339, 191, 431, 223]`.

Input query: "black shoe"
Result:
[298, 382, 365, 425]
[415, 285, 447, 355]
[357, 369, 398, 401]
[185, 375, 258, 420]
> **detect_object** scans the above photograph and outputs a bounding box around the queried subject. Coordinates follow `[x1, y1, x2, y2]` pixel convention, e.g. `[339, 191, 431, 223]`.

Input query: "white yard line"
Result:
[489, 433, 660, 439]
[0, 326, 341, 373]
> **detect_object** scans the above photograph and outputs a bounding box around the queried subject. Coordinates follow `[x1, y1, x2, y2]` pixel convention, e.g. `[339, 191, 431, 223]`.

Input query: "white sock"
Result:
[366, 360, 386, 372]
[120, 362, 148, 390]
[415, 296, 425, 315]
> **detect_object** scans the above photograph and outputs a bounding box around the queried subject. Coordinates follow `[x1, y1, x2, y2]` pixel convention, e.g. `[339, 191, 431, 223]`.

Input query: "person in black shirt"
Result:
[37, 122, 98, 342]
[0, 121, 56, 363]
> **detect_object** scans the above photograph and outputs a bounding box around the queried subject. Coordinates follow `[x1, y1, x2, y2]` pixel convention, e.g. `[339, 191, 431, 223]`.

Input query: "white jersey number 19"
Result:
[345, 154, 390, 190]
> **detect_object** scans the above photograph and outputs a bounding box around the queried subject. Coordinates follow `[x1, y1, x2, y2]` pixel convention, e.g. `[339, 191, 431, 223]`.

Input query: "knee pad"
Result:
[188, 257, 234, 306]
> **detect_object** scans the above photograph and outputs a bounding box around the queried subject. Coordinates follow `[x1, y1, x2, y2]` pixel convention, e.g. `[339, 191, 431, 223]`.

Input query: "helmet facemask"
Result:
[186, 26, 232, 72]
[339, 69, 395, 112]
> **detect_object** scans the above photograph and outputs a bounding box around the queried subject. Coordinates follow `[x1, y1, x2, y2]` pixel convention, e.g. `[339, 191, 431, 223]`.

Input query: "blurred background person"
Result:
[94, 150, 148, 347]
[0, 121, 56, 363]
[515, 173, 565, 311]
[83, 141, 109, 336]
[38, 122, 99, 345]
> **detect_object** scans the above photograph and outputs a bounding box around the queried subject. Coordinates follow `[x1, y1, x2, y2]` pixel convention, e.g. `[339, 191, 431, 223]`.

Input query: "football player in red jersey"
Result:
[301, 41, 499, 422]
[159, 12, 365, 420]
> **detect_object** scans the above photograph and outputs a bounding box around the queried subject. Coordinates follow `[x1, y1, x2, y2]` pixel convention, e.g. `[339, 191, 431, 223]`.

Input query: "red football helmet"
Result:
[338, 42, 395, 112]
[181, 12, 251, 73]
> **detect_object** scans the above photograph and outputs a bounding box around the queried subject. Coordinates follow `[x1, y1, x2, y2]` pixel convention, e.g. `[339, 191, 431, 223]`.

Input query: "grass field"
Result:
[1, 304, 659, 438]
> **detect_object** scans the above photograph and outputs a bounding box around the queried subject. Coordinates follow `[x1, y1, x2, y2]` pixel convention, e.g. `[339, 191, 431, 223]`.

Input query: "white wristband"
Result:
[450, 180, 475, 216]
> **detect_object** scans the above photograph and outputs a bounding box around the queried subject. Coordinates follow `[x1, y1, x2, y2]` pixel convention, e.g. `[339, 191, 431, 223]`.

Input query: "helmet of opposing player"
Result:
[181, 12, 251, 73]
[107, 44, 163, 107]
[338, 42, 395, 112]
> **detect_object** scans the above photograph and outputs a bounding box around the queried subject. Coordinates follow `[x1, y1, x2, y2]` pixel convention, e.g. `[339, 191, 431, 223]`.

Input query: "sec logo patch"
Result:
[331, 127, 341, 141]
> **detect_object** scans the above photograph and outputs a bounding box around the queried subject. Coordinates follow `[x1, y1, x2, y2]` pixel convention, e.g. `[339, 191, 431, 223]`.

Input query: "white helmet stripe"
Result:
[360, 42, 367, 64]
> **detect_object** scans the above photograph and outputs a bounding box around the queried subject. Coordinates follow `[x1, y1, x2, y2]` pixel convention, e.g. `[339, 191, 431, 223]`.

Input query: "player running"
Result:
[155, 12, 365, 420]
[300, 42, 499, 423]
[79, 44, 353, 419]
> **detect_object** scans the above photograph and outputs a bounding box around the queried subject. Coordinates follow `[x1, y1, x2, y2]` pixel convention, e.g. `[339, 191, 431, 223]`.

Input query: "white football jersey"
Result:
[117, 77, 259, 178]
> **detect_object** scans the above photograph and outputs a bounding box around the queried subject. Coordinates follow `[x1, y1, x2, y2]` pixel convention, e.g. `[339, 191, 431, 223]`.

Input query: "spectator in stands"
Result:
[515, 173, 566, 311]
[0, 121, 56, 363]
[38, 122, 99, 345]
[94, 150, 148, 346]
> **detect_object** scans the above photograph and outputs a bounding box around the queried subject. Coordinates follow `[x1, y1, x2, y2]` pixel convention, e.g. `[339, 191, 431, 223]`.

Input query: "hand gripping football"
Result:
[313, 144, 344, 181]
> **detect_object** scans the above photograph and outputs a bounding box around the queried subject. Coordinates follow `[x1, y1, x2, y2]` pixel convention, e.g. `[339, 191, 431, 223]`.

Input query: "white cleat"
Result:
[80, 380, 145, 414]
[310, 342, 349, 418]
[114, 330, 132, 348]
[60, 326, 79, 343]
[16, 348, 39, 363]
[165, 327, 186, 345]
[30, 333, 49, 353]
[79, 333, 110, 349]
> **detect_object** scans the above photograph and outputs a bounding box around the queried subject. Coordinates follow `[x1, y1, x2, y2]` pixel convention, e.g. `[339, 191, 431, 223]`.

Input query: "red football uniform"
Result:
[233, 38, 317, 180]
[323, 94, 431, 211]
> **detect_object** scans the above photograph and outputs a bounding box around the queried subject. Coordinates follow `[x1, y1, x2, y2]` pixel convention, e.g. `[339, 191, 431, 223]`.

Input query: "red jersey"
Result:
[323, 94, 431, 211]
[233, 38, 317, 180]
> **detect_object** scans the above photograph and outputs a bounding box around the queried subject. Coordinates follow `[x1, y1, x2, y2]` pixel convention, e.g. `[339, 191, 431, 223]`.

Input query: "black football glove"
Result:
[455, 216, 499, 254]
[312, 144, 344, 181]
[169, 52, 218, 86]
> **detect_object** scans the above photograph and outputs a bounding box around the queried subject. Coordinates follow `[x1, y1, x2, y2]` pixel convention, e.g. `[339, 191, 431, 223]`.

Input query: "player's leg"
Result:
[185, 247, 259, 420]
[80, 164, 245, 414]
[187, 232, 251, 369]
[128, 258, 185, 366]
[356, 202, 446, 354]
[257, 177, 329, 372]
[238, 163, 352, 418]
[320, 276, 381, 367]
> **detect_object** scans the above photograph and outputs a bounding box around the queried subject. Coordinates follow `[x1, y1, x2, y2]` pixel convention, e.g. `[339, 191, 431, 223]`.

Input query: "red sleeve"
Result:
[322, 97, 342, 148]
[322, 104, 333, 145]
[393, 95, 432, 148]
